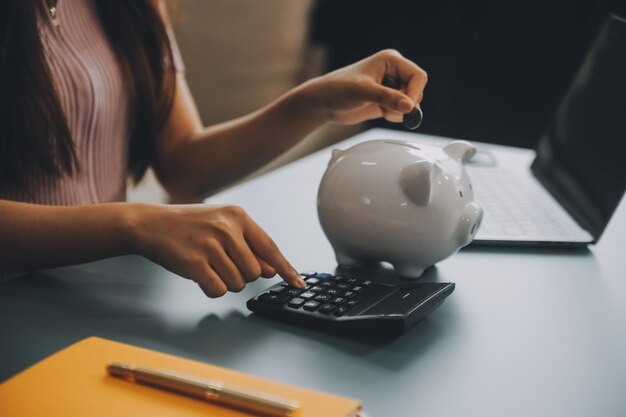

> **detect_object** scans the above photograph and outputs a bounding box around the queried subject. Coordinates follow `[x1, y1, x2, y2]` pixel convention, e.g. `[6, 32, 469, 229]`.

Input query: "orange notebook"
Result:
[0, 337, 361, 417]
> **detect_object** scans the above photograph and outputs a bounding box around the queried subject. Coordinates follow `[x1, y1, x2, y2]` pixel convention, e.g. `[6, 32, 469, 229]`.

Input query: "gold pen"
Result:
[106, 362, 301, 417]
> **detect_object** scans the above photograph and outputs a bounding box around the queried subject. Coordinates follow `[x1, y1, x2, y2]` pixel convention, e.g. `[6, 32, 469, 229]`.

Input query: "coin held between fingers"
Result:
[403, 106, 423, 129]
[382, 76, 423, 130]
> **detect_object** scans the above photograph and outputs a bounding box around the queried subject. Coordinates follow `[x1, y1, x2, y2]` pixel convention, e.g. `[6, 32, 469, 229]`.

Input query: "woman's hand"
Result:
[129, 204, 306, 297]
[300, 49, 428, 125]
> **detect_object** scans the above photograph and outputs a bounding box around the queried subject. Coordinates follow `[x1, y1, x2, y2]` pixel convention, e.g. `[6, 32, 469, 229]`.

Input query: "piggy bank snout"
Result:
[458, 202, 483, 247]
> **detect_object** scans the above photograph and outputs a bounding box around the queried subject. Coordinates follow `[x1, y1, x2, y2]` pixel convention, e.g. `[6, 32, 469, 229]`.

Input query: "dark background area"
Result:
[311, 0, 626, 149]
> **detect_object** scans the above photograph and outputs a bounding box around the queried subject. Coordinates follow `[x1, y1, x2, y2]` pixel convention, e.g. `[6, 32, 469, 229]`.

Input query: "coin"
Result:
[403, 106, 423, 130]
[382, 76, 423, 130]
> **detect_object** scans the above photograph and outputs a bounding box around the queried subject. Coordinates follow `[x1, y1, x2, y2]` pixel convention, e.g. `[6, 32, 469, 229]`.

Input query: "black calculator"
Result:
[247, 271, 455, 337]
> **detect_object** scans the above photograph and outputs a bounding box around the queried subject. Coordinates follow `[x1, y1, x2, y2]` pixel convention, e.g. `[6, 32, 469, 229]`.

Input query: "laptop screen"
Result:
[531, 14, 626, 242]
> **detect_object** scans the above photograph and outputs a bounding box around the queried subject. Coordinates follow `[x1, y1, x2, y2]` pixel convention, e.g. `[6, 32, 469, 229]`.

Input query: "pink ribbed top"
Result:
[0, 0, 182, 205]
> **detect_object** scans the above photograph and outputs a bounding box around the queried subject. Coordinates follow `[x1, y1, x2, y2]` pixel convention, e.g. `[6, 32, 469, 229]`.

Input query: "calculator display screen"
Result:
[361, 287, 440, 316]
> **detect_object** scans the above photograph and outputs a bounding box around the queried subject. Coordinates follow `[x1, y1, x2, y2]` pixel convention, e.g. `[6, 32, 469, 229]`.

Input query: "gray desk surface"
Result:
[2, 129, 625, 417]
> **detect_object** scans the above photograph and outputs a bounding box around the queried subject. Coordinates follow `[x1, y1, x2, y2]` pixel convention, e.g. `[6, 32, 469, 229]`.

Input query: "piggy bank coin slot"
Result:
[382, 140, 421, 150]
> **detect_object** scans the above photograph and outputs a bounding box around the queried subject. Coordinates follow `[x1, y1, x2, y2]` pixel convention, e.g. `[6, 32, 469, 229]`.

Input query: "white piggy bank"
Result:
[317, 139, 483, 278]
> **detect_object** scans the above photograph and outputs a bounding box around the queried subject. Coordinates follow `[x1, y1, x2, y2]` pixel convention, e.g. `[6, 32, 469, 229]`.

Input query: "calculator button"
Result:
[288, 298, 305, 308]
[336, 283, 350, 290]
[331, 296, 346, 305]
[303, 301, 320, 311]
[320, 281, 334, 287]
[310, 286, 325, 293]
[362, 280, 373, 286]
[300, 271, 317, 277]
[352, 286, 365, 293]
[333, 306, 348, 317]
[347, 278, 358, 284]
[299, 291, 316, 299]
[259, 293, 289, 304]
[281, 282, 304, 289]
[314, 294, 331, 302]
[326, 288, 341, 296]
[316, 273, 333, 280]
[286, 288, 302, 296]
[319, 303, 337, 314]
[305, 277, 320, 285]
[347, 300, 358, 307]
[344, 291, 356, 299]
[332, 275, 344, 282]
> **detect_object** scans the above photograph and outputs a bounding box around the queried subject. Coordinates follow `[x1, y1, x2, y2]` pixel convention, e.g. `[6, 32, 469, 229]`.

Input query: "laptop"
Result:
[469, 14, 626, 247]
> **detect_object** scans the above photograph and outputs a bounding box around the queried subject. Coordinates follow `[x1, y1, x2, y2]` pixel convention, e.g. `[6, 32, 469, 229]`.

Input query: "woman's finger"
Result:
[224, 234, 263, 282]
[256, 254, 277, 278]
[194, 264, 228, 298]
[244, 220, 305, 288]
[352, 82, 414, 114]
[209, 244, 247, 292]
[381, 51, 428, 104]
[382, 108, 404, 123]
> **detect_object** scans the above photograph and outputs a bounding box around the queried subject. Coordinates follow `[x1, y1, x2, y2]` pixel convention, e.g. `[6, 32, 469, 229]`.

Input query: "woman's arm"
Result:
[154, 49, 428, 201]
[0, 199, 135, 271]
[0, 199, 305, 295]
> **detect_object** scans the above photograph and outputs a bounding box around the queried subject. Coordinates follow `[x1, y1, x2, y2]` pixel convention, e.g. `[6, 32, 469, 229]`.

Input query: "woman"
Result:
[0, 0, 427, 297]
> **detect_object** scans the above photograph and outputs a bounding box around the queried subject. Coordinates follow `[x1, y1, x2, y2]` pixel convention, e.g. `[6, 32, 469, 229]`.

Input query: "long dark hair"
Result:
[0, 0, 176, 186]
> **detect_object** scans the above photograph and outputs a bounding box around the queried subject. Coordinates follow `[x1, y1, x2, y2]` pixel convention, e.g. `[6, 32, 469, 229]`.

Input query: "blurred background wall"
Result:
[175, 0, 315, 126]
[311, 0, 625, 148]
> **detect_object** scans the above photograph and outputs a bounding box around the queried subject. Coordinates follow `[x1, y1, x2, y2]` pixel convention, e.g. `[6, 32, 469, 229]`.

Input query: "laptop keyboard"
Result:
[469, 169, 573, 238]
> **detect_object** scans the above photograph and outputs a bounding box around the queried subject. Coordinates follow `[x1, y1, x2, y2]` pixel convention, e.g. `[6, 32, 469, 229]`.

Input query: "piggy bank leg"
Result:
[335, 252, 362, 269]
[394, 264, 426, 278]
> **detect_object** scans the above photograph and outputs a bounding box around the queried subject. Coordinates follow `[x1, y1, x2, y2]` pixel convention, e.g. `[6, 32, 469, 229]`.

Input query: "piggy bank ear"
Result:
[328, 148, 345, 168]
[443, 140, 477, 163]
[400, 160, 439, 206]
